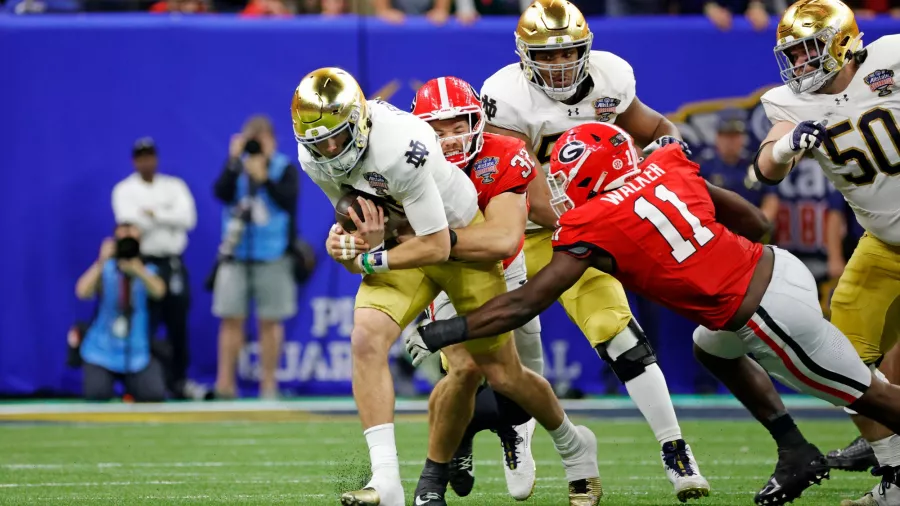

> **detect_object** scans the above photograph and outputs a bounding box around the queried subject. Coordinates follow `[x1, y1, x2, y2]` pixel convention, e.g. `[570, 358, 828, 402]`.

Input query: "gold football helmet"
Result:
[774, 0, 863, 94]
[291, 67, 371, 177]
[515, 0, 593, 101]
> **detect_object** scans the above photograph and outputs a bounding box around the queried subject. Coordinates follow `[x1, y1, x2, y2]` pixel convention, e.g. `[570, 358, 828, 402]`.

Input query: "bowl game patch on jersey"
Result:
[473, 156, 500, 184]
[863, 69, 895, 96]
[363, 172, 390, 196]
[593, 97, 621, 121]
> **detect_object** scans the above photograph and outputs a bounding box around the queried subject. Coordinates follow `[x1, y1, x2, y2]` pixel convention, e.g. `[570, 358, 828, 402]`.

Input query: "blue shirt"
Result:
[80, 260, 156, 374]
[700, 153, 770, 208]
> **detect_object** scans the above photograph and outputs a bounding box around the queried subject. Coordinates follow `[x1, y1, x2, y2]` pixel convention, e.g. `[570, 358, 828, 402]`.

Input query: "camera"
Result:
[115, 237, 141, 259]
[244, 138, 262, 156]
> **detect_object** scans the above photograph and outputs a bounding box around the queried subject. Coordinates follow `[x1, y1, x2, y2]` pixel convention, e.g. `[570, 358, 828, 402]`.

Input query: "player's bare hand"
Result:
[229, 134, 245, 159]
[745, 3, 769, 31]
[117, 257, 145, 276]
[376, 7, 405, 24]
[99, 238, 116, 261]
[456, 10, 478, 25]
[405, 322, 434, 367]
[425, 7, 449, 25]
[349, 197, 386, 249]
[327, 223, 368, 261]
[705, 3, 733, 31]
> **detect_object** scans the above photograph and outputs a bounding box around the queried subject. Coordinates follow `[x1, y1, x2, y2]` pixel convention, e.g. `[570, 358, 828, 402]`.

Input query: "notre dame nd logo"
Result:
[404, 140, 429, 168]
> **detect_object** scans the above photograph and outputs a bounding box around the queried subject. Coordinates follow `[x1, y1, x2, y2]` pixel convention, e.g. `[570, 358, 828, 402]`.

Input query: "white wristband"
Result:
[771, 133, 797, 165]
[369, 242, 386, 253]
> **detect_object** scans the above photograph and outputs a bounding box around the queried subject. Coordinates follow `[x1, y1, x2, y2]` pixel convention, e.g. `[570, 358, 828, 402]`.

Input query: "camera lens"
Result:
[244, 139, 262, 155]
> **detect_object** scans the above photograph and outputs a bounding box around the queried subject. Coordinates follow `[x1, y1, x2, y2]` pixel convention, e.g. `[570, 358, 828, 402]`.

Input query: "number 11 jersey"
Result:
[551, 145, 764, 331]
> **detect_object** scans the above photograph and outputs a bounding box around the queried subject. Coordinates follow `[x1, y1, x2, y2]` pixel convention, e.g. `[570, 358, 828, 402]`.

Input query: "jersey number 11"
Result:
[634, 184, 715, 263]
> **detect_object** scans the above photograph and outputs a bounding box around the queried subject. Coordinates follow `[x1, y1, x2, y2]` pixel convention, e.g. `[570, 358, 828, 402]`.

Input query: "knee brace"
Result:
[595, 319, 658, 383]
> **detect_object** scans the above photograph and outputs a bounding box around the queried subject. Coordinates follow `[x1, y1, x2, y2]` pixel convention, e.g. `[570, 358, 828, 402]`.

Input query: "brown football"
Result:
[335, 190, 406, 237]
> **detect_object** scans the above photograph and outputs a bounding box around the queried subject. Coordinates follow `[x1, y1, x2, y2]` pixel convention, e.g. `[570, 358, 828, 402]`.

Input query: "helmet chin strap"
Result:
[544, 87, 579, 101]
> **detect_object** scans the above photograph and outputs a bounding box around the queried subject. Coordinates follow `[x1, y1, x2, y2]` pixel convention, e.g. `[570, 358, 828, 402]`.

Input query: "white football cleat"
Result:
[497, 417, 537, 500]
[661, 439, 710, 502]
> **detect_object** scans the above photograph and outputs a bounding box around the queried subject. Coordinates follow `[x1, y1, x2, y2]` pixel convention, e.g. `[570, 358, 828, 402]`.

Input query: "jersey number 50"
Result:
[823, 107, 900, 186]
[634, 184, 715, 263]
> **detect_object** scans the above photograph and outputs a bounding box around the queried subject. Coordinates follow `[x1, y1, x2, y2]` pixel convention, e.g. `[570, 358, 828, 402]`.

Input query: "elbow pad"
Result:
[753, 141, 791, 186]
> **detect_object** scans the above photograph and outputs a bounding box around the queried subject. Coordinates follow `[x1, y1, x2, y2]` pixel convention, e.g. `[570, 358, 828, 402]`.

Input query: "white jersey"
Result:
[481, 50, 636, 230]
[299, 100, 478, 236]
[481, 50, 636, 167]
[761, 35, 900, 245]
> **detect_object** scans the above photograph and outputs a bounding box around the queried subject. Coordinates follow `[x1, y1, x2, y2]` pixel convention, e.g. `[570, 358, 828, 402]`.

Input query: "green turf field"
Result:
[0, 415, 882, 505]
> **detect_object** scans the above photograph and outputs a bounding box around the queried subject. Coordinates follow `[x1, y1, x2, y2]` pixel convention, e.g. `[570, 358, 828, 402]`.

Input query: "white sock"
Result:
[624, 363, 683, 444]
[870, 434, 900, 467]
[548, 414, 581, 457]
[364, 423, 400, 477]
[549, 415, 597, 482]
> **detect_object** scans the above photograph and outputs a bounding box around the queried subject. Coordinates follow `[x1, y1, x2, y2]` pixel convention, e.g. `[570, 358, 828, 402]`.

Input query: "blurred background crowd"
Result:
[6, 0, 899, 26]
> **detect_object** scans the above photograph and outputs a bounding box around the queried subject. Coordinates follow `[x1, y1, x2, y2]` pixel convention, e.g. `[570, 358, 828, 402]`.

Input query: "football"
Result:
[334, 190, 406, 237]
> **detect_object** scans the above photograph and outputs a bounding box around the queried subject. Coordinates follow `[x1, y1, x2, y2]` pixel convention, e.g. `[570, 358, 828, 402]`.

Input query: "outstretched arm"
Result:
[706, 180, 772, 242]
[416, 252, 590, 351]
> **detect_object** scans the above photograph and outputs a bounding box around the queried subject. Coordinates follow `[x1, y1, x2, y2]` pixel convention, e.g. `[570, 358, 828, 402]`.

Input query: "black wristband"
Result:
[449, 229, 458, 248]
[420, 316, 469, 352]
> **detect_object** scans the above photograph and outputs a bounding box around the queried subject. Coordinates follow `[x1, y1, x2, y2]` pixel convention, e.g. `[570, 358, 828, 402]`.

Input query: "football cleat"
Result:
[828, 436, 879, 472]
[754, 443, 829, 505]
[413, 478, 448, 506]
[448, 436, 475, 497]
[661, 439, 711, 502]
[497, 418, 537, 500]
[840, 466, 900, 506]
[340, 488, 381, 506]
[568, 477, 603, 506]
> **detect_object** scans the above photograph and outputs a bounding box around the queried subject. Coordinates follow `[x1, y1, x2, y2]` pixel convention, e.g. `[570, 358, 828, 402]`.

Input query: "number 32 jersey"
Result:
[761, 34, 900, 245]
[552, 145, 764, 330]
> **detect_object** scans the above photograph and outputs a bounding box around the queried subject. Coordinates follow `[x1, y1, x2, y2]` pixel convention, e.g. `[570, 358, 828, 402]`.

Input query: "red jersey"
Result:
[466, 132, 536, 268]
[551, 145, 764, 330]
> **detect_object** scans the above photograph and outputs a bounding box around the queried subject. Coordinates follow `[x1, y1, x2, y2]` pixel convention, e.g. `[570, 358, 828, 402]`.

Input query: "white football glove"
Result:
[404, 322, 433, 367]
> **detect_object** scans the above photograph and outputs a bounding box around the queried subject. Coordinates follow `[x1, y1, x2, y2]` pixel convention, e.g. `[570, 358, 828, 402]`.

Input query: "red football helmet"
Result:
[411, 76, 485, 168]
[548, 122, 641, 217]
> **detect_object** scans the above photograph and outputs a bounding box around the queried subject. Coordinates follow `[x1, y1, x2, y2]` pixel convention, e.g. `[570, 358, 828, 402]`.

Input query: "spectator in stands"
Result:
[149, 0, 209, 12]
[844, 0, 900, 18]
[75, 224, 167, 402]
[211, 115, 299, 399]
[241, 0, 293, 16]
[373, 0, 453, 24]
[113, 138, 197, 400]
[1, 0, 79, 13]
[605, 0, 671, 15]
[699, 110, 779, 221]
[677, 0, 785, 31]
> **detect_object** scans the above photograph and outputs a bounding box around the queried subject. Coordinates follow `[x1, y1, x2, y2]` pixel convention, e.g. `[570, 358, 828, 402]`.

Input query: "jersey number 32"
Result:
[634, 184, 715, 263]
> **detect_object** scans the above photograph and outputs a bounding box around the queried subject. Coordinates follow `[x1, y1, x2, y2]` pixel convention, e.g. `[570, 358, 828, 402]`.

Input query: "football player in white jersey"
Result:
[749, 1, 900, 505]
[291, 67, 602, 506]
[478, 0, 710, 501]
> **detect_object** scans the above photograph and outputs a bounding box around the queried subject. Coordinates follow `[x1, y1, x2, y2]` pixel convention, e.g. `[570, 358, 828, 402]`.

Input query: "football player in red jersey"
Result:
[410, 122, 900, 505]
[406, 77, 601, 506]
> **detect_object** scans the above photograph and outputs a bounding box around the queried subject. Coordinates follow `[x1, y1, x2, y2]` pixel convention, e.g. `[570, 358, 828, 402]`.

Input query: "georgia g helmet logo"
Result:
[558, 140, 586, 164]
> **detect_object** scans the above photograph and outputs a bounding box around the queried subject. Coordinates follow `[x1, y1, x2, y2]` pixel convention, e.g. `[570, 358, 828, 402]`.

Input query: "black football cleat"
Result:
[448, 436, 475, 497]
[827, 436, 879, 473]
[754, 443, 830, 505]
[413, 490, 447, 506]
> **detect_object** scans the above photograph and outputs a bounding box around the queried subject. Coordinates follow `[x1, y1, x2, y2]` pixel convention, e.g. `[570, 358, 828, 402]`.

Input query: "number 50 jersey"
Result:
[761, 34, 900, 245]
[552, 145, 764, 331]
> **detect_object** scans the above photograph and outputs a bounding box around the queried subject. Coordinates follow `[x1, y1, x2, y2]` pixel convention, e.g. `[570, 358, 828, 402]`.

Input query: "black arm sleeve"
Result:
[214, 158, 242, 204]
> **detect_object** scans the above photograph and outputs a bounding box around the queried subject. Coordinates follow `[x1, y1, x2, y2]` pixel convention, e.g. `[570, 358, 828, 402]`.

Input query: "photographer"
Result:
[74, 223, 167, 402]
[211, 115, 299, 399]
[112, 137, 197, 399]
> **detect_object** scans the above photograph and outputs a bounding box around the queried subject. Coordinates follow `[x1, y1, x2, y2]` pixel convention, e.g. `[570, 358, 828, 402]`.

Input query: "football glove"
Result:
[771, 120, 828, 164]
[643, 136, 692, 157]
[404, 321, 433, 367]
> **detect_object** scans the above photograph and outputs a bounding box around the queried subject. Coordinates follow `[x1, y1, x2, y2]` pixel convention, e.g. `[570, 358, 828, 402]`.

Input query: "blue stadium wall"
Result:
[2, 15, 897, 397]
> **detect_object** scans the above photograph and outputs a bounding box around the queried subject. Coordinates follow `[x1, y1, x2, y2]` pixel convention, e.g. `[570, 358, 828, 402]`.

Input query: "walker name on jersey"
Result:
[599, 164, 667, 205]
